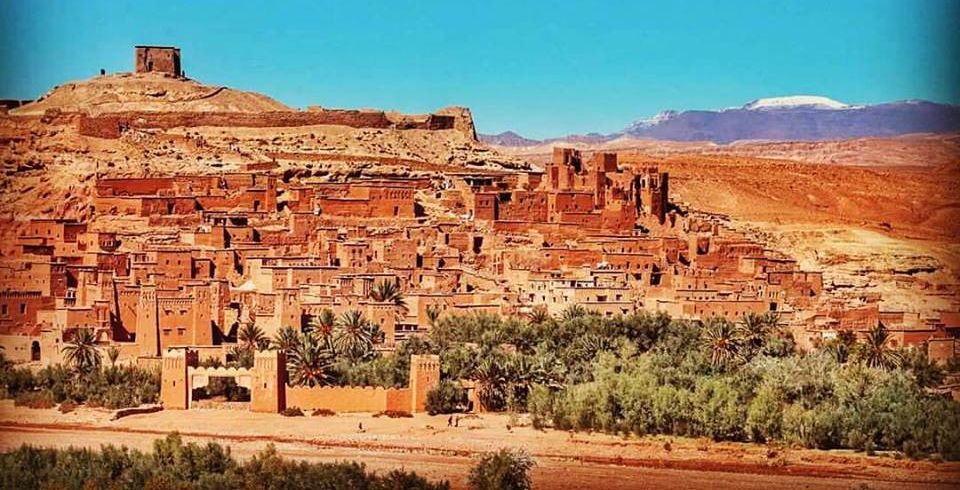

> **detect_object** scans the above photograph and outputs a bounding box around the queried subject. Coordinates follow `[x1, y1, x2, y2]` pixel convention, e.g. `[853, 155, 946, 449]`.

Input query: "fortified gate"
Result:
[159, 348, 440, 413]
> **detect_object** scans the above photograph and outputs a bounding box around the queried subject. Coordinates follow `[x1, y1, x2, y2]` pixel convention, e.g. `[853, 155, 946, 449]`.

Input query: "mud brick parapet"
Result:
[77, 109, 461, 139]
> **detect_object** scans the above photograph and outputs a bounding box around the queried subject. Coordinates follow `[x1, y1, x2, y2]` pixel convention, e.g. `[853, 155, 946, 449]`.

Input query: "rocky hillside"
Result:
[11, 72, 291, 116]
[0, 72, 524, 220]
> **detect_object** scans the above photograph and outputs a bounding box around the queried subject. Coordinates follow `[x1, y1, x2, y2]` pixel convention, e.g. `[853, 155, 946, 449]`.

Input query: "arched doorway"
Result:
[30, 341, 40, 362]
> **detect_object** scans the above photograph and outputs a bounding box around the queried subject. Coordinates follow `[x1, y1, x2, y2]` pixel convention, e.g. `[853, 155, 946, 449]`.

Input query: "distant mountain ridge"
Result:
[480, 96, 960, 146]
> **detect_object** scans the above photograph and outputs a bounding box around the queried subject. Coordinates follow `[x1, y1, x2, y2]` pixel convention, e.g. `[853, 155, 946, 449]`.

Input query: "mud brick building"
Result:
[2, 144, 957, 383]
[135, 46, 181, 76]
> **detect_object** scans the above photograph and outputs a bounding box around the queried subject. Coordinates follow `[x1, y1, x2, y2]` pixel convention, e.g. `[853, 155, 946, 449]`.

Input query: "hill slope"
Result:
[11, 72, 290, 115]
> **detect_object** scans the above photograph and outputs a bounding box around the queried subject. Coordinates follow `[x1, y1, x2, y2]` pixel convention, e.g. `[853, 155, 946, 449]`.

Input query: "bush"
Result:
[58, 401, 78, 414]
[426, 380, 468, 415]
[312, 408, 336, 417]
[0, 433, 450, 490]
[373, 410, 413, 418]
[2, 363, 160, 409]
[746, 385, 782, 442]
[424, 311, 960, 460]
[692, 377, 747, 441]
[467, 448, 535, 490]
[281, 407, 304, 417]
[14, 391, 54, 409]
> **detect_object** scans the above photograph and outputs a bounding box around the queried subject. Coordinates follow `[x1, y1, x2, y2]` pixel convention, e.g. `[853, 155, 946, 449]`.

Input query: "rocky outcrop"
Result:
[436, 106, 478, 141]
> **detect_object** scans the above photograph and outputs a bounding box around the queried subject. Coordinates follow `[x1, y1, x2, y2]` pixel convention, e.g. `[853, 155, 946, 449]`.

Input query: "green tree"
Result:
[333, 310, 382, 361]
[526, 305, 550, 325]
[309, 308, 337, 338]
[822, 329, 856, 364]
[855, 323, 901, 370]
[106, 345, 120, 367]
[238, 323, 268, 352]
[738, 312, 771, 358]
[426, 380, 468, 415]
[369, 278, 407, 312]
[473, 355, 508, 411]
[745, 385, 783, 442]
[468, 449, 535, 490]
[288, 333, 335, 387]
[426, 304, 443, 328]
[899, 345, 944, 388]
[560, 304, 587, 321]
[699, 317, 742, 368]
[62, 328, 101, 373]
[272, 326, 301, 356]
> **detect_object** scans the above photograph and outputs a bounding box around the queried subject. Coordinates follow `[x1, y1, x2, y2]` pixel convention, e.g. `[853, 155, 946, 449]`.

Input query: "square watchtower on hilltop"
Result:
[135, 45, 181, 76]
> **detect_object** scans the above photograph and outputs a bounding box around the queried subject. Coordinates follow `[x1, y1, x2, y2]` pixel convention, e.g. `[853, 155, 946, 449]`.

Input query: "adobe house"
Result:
[135, 45, 182, 76]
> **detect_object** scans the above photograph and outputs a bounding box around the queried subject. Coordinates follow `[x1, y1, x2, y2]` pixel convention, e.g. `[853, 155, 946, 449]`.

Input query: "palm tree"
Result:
[857, 323, 901, 370]
[507, 354, 546, 408]
[574, 333, 616, 358]
[526, 305, 550, 325]
[228, 345, 254, 368]
[823, 329, 857, 363]
[530, 350, 566, 390]
[473, 356, 508, 411]
[62, 328, 101, 373]
[369, 279, 407, 312]
[106, 346, 120, 367]
[560, 304, 587, 321]
[238, 323, 268, 352]
[287, 333, 335, 387]
[308, 309, 337, 338]
[738, 312, 771, 356]
[699, 317, 742, 368]
[426, 304, 442, 328]
[333, 310, 382, 361]
[272, 326, 301, 356]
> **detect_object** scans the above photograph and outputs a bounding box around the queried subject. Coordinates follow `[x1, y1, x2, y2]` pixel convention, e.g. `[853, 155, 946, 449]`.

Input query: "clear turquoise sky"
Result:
[1, 0, 957, 138]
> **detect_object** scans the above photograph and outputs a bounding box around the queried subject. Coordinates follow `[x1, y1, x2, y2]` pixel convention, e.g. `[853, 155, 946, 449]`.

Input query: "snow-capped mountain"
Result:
[741, 95, 852, 111]
[629, 110, 679, 129]
[481, 96, 960, 146]
[622, 97, 960, 143]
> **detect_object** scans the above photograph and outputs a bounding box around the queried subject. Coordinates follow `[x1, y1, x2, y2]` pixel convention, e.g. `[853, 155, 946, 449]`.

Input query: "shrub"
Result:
[692, 377, 746, 441]
[281, 407, 304, 417]
[58, 401, 78, 414]
[526, 384, 554, 430]
[746, 385, 782, 442]
[467, 448, 535, 490]
[373, 410, 413, 418]
[3, 363, 159, 409]
[14, 391, 55, 409]
[312, 408, 336, 417]
[0, 433, 450, 490]
[426, 380, 468, 415]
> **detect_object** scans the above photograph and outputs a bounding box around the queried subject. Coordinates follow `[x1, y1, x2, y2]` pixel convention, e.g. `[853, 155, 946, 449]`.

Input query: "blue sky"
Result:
[1, 0, 957, 138]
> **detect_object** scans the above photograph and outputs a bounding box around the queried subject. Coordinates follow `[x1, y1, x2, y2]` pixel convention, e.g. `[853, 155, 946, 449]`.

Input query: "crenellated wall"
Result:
[286, 385, 412, 412]
[76, 109, 461, 139]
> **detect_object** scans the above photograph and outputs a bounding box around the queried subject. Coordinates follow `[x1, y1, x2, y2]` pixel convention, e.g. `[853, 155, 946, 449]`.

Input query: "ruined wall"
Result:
[135, 46, 181, 76]
[76, 108, 464, 139]
[496, 191, 548, 222]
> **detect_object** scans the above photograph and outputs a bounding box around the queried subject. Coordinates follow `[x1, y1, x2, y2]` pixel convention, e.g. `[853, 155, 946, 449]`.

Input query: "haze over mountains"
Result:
[481, 96, 960, 145]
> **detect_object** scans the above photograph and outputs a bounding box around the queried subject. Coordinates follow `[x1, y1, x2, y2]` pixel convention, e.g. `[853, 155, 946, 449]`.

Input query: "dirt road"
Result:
[1, 402, 958, 489]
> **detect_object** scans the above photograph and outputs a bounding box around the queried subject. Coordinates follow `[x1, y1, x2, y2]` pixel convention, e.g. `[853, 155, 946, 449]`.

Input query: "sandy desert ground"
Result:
[1, 401, 958, 489]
